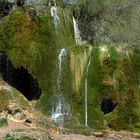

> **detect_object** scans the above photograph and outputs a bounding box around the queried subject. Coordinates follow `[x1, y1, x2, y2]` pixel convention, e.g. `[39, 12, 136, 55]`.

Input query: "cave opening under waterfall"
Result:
[0, 52, 41, 101]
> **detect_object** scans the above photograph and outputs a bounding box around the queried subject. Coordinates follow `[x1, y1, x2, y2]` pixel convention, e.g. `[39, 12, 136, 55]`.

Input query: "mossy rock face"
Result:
[0, 79, 31, 113]
[0, 89, 11, 112]
[0, 7, 55, 113]
[0, 2, 140, 132]
[100, 46, 140, 131]
[10, 87, 30, 111]
[71, 45, 140, 130]
[0, 5, 75, 116]
[70, 45, 114, 128]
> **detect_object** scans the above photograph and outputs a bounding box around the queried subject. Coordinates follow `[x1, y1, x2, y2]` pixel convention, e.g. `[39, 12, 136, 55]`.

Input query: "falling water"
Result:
[73, 17, 83, 45]
[57, 48, 67, 91]
[85, 78, 88, 126]
[85, 49, 92, 127]
[50, 0, 68, 128]
[51, 48, 71, 128]
[51, 0, 60, 28]
[51, 95, 64, 128]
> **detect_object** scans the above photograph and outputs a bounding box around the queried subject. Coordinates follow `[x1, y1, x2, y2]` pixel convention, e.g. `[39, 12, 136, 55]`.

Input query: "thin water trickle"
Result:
[51, 5, 60, 28]
[85, 78, 88, 127]
[84, 49, 92, 127]
[58, 49, 67, 74]
[73, 17, 83, 45]
[57, 48, 67, 91]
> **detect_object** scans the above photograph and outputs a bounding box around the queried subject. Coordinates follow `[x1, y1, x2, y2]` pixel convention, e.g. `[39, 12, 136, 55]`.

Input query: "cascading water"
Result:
[51, 48, 71, 128]
[50, 1, 74, 128]
[51, 0, 60, 29]
[57, 48, 67, 90]
[84, 49, 92, 127]
[73, 17, 83, 45]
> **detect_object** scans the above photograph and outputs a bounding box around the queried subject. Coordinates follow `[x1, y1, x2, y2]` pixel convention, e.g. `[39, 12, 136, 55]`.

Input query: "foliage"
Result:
[4, 134, 29, 140]
[75, 0, 140, 46]
[0, 6, 57, 113]
[0, 118, 7, 127]
[105, 48, 140, 130]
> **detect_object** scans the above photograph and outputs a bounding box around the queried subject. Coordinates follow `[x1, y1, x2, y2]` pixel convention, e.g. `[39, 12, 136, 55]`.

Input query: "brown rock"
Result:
[92, 132, 103, 137]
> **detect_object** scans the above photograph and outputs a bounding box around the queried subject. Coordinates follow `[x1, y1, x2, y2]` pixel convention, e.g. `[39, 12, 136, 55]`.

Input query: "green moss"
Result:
[0, 118, 7, 127]
[4, 134, 29, 140]
[0, 2, 139, 132]
[104, 47, 140, 130]
[0, 6, 56, 114]
[0, 89, 11, 112]
[36, 116, 55, 129]
[0, 3, 76, 116]
[62, 127, 91, 136]
[11, 88, 30, 110]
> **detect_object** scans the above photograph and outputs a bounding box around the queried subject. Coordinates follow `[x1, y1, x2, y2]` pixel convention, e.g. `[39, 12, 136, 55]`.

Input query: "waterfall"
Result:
[50, 1, 69, 128]
[51, 94, 71, 128]
[51, 95, 64, 128]
[51, 1, 60, 29]
[84, 49, 92, 127]
[51, 48, 71, 128]
[73, 17, 83, 45]
[57, 48, 67, 91]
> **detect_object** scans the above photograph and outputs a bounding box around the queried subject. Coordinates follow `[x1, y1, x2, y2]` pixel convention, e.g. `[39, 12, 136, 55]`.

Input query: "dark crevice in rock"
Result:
[0, 52, 41, 101]
[17, 0, 25, 7]
[0, 1, 13, 19]
[101, 98, 117, 114]
[0, 0, 25, 20]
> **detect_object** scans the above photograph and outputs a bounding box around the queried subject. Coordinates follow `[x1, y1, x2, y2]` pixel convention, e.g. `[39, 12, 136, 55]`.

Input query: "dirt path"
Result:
[53, 134, 97, 140]
[1, 120, 140, 140]
[53, 134, 140, 140]
[0, 120, 30, 139]
[52, 134, 140, 140]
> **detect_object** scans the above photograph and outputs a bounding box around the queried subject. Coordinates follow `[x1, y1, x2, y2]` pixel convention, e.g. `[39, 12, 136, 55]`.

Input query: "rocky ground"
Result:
[0, 81, 140, 140]
[1, 120, 140, 140]
[1, 108, 140, 140]
[52, 134, 140, 140]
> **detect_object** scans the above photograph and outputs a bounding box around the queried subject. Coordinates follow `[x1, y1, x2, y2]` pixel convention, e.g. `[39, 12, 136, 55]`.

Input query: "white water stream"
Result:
[51, 48, 71, 128]
[57, 48, 67, 91]
[73, 17, 83, 45]
[85, 49, 92, 127]
[51, 0, 60, 29]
